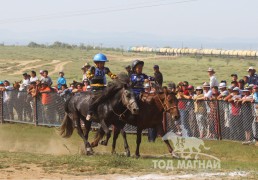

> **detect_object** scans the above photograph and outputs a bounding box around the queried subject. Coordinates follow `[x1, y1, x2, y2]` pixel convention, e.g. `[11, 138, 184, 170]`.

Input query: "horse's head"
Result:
[155, 92, 180, 120]
[121, 84, 139, 115]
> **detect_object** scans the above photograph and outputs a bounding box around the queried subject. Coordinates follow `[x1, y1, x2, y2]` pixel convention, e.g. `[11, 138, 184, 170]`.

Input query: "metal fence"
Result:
[0, 90, 257, 142]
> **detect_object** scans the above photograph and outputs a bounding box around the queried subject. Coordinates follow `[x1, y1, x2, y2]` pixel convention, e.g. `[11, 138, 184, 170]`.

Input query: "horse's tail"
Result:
[59, 113, 74, 138]
[64, 95, 72, 113]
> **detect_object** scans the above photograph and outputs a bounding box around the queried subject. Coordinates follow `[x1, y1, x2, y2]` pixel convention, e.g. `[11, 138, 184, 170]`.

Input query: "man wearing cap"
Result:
[217, 82, 228, 100]
[57, 72, 66, 90]
[153, 65, 163, 87]
[207, 67, 219, 88]
[82, 62, 91, 82]
[125, 65, 133, 77]
[239, 88, 254, 145]
[247, 66, 258, 85]
[193, 86, 206, 138]
[228, 87, 242, 140]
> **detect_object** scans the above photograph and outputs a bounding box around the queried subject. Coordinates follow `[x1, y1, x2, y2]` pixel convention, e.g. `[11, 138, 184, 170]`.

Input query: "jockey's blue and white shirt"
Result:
[130, 73, 149, 96]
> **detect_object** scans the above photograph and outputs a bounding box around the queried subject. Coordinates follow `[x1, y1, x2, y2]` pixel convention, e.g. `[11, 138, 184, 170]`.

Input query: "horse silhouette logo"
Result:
[162, 131, 211, 160]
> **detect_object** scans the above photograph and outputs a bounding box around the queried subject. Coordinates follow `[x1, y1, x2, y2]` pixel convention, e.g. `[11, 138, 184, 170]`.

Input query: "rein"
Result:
[112, 95, 137, 120]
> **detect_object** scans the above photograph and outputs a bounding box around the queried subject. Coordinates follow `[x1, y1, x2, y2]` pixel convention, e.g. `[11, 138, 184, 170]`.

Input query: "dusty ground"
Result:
[0, 165, 252, 180]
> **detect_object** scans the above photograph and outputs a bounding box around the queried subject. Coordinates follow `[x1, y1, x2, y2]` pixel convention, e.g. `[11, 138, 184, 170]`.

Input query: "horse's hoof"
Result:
[135, 154, 140, 159]
[86, 151, 94, 156]
[172, 152, 180, 159]
[124, 151, 130, 157]
[111, 150, 116, 155]
[100, 140, 107, 146]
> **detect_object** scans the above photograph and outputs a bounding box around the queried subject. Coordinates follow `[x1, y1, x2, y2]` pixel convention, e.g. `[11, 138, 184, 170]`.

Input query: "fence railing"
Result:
[0, 90, 257, 142]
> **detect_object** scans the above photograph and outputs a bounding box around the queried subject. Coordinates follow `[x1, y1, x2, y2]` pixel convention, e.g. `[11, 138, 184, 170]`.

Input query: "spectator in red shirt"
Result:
[228, 87, 242, 140]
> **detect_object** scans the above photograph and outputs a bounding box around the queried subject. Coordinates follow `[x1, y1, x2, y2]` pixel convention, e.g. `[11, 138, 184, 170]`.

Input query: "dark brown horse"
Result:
[91, 91, 180, 158]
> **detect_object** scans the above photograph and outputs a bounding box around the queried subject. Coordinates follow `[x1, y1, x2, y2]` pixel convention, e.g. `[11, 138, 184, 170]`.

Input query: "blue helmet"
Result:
[93, 53, 108, 62]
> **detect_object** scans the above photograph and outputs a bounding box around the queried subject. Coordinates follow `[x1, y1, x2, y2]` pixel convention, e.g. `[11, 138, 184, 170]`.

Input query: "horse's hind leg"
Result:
[74, 113, 90, 155]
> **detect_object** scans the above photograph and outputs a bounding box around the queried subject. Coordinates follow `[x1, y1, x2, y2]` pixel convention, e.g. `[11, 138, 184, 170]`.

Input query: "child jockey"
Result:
[130, 60, 149, 99]
[86, 53, 117, 120]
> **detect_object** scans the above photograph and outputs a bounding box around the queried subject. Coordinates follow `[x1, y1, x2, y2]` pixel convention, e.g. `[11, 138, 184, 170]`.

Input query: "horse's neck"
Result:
[110, 90, 125, 111]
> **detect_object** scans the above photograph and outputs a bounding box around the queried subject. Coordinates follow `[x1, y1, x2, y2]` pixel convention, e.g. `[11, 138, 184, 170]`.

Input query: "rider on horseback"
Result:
[86, 53, 117, 91]
[86, 53, 118, 120]
[130, 60, 149, 99]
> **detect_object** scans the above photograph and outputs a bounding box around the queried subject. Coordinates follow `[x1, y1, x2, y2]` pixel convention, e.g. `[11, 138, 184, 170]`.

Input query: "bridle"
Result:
[156, 92, 178, 112]
[112, 91, 137, 120]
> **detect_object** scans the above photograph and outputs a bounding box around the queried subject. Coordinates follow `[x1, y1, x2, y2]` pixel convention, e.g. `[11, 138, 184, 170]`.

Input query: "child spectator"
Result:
[57, 72, 66, 90]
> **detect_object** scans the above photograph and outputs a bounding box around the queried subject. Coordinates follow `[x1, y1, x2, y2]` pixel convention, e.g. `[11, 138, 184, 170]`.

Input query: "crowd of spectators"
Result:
[166, 66, 258, 145]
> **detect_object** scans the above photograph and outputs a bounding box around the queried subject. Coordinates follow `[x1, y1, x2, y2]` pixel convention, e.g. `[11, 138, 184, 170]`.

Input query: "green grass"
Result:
[0, 46, 257, 86]
[0, 123, 257, 176]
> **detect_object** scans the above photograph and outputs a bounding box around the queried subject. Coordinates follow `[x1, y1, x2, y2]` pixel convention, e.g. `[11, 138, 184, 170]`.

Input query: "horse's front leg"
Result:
[81, 116, 93, 155]
[91, 127, 105, 147]
[120, 128, 130, 157]
[157, 123, 179, 158]
[135, 128, 142, 158]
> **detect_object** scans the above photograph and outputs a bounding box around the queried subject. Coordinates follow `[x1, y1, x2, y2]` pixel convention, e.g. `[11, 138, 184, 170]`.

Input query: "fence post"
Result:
[34, 96, 38, 126]
[162, 112, 167, 132]
[0, 91, 3, 124]
[216, 100, 222, 140]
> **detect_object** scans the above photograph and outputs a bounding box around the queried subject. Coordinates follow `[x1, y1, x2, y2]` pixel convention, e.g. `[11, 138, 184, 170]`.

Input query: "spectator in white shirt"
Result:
[30, 70, 38, 82]
[207, 67, 219, 88]
[22, 73, 30, 87]
[2, 80, 14, 119]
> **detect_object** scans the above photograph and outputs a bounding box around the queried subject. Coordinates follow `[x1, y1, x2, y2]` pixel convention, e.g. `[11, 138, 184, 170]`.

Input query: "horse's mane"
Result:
[107, 72, 130, 88]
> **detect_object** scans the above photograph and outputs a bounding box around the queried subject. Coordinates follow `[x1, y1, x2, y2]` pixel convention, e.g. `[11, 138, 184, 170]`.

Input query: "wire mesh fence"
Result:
[0, 90, 257, 143]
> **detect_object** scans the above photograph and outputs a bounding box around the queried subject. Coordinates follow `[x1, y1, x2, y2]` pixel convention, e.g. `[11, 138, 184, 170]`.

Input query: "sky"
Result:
[0, 0, 257, 49]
